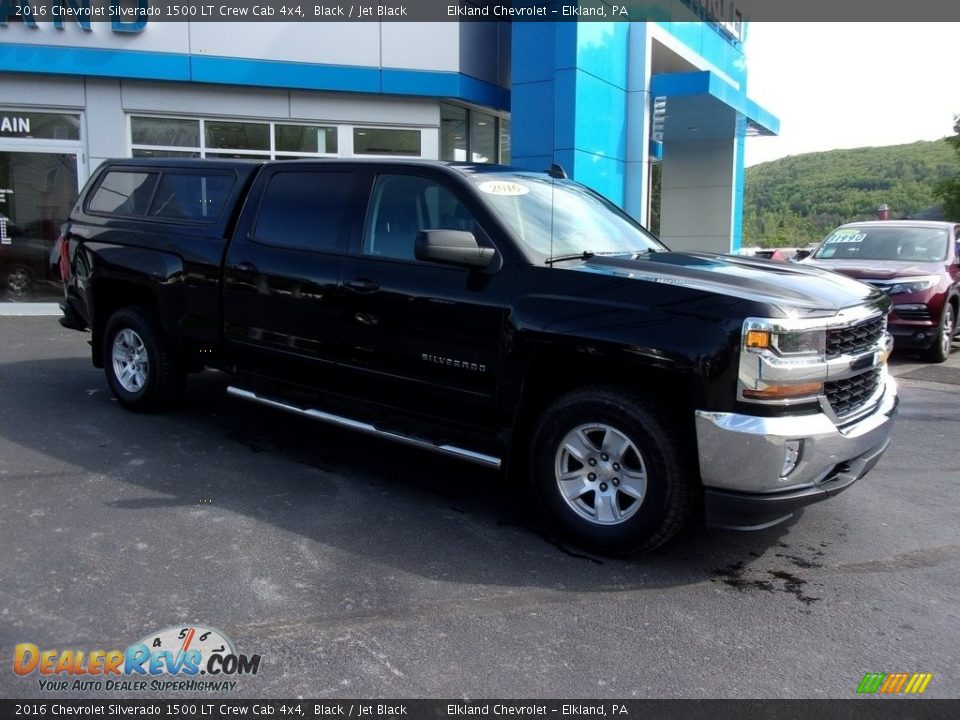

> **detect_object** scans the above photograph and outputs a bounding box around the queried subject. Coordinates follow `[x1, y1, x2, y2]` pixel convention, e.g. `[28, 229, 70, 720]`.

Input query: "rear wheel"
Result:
[921, 302, 955, 363]
[529, 387, 695, 556]
[103, 307, 185, 412]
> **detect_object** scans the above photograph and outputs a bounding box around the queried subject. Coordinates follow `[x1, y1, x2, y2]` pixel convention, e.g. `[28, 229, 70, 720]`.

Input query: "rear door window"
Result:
[253, 171, 355, 253]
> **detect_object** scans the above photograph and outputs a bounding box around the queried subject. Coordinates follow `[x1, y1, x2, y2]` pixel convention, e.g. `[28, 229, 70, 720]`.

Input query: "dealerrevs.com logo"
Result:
[14, 625, 261, 693]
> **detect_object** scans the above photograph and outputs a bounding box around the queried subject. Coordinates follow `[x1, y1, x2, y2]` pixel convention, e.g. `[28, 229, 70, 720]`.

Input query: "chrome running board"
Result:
[226, 386, 502, 469]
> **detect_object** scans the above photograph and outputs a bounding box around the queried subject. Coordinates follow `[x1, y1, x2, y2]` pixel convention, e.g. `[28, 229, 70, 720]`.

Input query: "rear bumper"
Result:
[696, 373, 898, 530]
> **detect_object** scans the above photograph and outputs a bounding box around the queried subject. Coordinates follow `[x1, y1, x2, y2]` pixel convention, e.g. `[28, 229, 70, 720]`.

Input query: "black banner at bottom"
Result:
[2, 699, 958, 720]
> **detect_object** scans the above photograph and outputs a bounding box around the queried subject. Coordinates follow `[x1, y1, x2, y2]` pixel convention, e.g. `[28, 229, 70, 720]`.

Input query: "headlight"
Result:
[885, 276, 938, 295]
[744, 327, 826, 358]
[740, 320, 827, 403]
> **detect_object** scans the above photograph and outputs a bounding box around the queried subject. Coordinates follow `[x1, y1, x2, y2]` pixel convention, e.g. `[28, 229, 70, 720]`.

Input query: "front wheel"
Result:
[529, 388, 695, 556]
[921, 302, 955, 363]
[103, 307, 185, 412]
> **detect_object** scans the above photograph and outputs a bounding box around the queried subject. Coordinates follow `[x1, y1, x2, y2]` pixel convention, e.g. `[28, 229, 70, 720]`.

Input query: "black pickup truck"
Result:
[56, 158, 898, 555]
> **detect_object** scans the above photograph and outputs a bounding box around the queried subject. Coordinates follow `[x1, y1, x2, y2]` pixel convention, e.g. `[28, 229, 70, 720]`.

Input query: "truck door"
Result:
[223, 166, 361, 386]
[337, 170, 507, 425]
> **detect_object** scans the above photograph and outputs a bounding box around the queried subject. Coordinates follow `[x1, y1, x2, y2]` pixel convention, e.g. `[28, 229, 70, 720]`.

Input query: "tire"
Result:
[529, 387, 695, 557]
[103, 307, 186, 412]
[921, 302, 955, 364]
[5, 265, 34, 296]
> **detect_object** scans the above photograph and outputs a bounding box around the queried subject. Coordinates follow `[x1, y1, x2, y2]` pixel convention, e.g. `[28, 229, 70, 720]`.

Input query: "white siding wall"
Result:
[0, 22, 473, 75]
[659, 138, 737, 253]
[1, 74, 444, 177]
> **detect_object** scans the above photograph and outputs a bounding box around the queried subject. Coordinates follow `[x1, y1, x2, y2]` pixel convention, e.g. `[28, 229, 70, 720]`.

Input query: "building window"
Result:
[131, 150, 201, 159]
[440, 104, 467, 162]
[353, 128, 421, 157]
[275, 124, 338, 155]
[131, 117, 199, 148]
[439, 103, 509, 165]
[0, 111, 81, 141]
[205, 121, 270, 154]
[470, 110, 496, 164]
[130, 116, 428, 159]
[499, 119, 511, 164]
[129, 116, 342, 160]
[648, 162, 662, 237]
[205, 152, 272, 160]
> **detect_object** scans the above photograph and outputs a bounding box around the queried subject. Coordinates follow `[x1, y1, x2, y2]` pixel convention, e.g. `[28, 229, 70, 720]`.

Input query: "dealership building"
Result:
[0, 8, 778, 302]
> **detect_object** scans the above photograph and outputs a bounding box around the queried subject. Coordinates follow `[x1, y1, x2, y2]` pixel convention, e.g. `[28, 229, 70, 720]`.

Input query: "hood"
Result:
[568, 251, 886, 313]
[803, 257, 943, 280]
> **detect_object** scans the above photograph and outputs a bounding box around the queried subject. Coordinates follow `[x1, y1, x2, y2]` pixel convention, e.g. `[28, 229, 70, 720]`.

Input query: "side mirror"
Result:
[415, 230, 495, 269]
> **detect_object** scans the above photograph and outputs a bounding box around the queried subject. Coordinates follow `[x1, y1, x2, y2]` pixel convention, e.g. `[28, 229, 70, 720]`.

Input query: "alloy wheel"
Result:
[941, 305, 955, 358]
[554, 423, 648, 526]
[111, 328, 149, 393]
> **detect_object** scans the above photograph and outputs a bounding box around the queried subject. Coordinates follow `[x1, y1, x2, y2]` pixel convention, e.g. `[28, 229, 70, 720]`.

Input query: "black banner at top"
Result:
[2, 699, 959, 720]
[0, 0, 959, 23]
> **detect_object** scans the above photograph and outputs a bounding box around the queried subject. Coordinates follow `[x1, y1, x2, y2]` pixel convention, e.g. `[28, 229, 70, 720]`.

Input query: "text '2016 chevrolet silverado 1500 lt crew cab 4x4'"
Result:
[56, 159, 898, 556]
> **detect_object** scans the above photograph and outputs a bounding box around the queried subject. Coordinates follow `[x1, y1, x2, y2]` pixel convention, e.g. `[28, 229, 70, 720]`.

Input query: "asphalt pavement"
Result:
[0, 317, 958, 699]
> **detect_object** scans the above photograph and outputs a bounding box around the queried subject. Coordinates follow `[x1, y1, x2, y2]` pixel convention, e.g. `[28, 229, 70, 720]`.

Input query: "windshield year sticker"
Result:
[478, 181, 530, 196]
[825, 230, 866, 244]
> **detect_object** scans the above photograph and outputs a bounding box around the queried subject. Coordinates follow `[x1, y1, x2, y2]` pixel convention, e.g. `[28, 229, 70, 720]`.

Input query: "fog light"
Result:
[782, 440, 802, 477]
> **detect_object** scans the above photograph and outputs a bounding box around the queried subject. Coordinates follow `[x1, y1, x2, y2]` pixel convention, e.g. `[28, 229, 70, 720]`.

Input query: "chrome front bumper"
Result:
[695, 370, 898, 501]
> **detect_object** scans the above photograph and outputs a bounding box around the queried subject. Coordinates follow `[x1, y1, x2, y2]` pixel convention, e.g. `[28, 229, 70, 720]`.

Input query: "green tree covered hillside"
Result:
[743, 140, 959, 247]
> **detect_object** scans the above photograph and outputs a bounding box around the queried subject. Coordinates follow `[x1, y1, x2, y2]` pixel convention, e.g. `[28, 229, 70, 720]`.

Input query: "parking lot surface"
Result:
[1, 317, 958, 699]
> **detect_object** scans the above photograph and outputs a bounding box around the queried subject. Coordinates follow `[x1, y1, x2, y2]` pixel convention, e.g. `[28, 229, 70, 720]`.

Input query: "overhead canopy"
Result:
[650, 70, 779, 142]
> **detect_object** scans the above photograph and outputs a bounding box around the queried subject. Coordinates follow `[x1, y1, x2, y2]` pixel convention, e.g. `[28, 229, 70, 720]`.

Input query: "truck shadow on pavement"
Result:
[3, 354, 824, 600]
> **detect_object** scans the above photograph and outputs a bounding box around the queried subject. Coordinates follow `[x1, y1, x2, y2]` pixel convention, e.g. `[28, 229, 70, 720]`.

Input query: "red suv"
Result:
[804, 221, 960, 363]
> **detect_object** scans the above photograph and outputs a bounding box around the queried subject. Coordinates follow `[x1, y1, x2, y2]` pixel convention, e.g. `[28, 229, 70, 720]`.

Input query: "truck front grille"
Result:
[826, 316, 885, 357]
[825, 369, 882, 419]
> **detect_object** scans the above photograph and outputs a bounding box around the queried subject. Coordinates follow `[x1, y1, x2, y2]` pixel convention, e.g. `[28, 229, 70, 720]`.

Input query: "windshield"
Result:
[468, 173, 665, 261]
[813, 226, 948, 262]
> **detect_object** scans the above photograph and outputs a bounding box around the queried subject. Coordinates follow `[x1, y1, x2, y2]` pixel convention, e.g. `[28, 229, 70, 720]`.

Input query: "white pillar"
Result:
[659, 137, 737, 254]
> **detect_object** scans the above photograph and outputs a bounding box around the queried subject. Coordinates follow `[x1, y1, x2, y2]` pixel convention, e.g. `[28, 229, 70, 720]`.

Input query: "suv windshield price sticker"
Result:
[825, 229, 867, 244]
[477, 181, 529, 196]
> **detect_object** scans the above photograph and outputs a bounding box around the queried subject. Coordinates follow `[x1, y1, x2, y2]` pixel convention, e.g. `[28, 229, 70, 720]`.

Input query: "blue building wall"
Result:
[655, 21, 747, 87]
[511, 22, 631, 206]
[511, 20, 775, 252]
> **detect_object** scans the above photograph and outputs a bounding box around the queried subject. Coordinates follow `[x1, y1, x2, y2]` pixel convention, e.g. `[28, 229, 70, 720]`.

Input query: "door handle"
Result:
[231, 261, 259, 280]
[343, 277, 380, 293]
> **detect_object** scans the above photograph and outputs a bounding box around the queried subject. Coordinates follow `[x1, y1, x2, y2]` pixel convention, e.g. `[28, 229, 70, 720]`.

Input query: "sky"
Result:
[742, 23, 960, 167]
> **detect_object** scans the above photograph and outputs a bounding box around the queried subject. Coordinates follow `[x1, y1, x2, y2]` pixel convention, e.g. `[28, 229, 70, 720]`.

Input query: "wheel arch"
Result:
[90, 279, 166, 369]
[507, 347, 703, 476]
